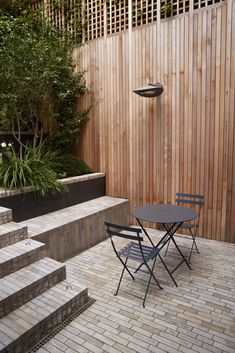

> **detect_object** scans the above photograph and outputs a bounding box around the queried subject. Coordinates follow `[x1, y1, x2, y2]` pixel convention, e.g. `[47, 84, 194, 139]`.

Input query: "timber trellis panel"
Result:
[75, 0, 235, 243]
[32, 0, 224, 42]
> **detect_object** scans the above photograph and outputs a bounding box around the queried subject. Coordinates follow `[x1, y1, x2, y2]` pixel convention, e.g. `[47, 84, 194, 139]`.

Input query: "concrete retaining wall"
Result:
[22, 196, 130, 261]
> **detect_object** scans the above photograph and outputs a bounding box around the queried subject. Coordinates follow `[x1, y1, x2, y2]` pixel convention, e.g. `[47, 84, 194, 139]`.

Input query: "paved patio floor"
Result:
[37, 229, 235, 353]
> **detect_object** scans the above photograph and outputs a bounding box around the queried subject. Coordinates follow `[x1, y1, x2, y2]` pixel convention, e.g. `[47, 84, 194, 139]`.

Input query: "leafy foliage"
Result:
[49, 0, 83, 44]
[0, 144, 65, 195]
[0, 0, 30, 16]
[0, 1, 91, 195]
[52, 153, 91, 178]
[0, 5, 88, 155]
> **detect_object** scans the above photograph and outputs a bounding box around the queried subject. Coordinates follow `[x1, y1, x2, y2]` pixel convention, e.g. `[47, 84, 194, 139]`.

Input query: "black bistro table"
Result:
[133, 204, 197, 275]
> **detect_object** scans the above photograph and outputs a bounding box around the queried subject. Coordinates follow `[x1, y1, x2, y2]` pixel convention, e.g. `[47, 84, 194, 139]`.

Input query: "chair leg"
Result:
[146, 257, 163, 290]
[158, 254, 178, 287]
[193, 239, 200, 253]
[135, 263, 143, 273]
[188, 229, 200, 263]
[115, 257, 134, 296]
[164, 237, 171, 257]
[192, 231, 200, 253]
[143, 257, 162, 307]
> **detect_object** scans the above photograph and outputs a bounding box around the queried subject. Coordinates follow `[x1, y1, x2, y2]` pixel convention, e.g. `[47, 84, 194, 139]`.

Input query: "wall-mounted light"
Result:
[133, 82, 164, 98]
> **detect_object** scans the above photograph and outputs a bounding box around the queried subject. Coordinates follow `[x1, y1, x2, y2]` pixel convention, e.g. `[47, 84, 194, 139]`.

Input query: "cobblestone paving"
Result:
[37, 229, 235, 353]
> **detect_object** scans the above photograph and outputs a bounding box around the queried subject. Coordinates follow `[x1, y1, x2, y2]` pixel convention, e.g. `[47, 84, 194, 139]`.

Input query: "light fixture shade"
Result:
[133, 82, 164, 98]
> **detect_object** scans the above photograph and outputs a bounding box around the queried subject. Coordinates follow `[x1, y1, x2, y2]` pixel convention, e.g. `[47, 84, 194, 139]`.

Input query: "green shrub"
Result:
[0, 145, 65, 195]
[53, 154, 91, 178]
[0, 9, 88, 156]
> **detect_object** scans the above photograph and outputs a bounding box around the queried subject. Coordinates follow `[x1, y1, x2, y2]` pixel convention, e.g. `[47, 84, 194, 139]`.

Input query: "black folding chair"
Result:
[105, 221, 177, 307]
[165, 193, 205, 262]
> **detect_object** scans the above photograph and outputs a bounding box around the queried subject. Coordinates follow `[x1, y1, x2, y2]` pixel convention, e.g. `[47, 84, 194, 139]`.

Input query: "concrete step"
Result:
[0, 222, 28, 249]
[0, 239, 46, 278]
[21, 196, 130, 261]
[0, 257, 66, 319]
[0, 207, 12, 225]
[0, 279, 88, 353]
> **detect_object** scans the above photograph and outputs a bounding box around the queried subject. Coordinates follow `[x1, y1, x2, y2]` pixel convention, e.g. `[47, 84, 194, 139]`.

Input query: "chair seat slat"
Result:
[180, 223, 197, 230]
[118, 243, 160, 262]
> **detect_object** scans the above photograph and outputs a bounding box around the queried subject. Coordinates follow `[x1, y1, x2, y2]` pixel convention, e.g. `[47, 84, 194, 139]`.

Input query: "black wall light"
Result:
[133, 82, 164, 98]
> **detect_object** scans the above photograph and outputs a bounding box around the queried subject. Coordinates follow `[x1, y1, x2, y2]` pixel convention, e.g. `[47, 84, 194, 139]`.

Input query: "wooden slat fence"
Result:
[75, 0, 235, 242]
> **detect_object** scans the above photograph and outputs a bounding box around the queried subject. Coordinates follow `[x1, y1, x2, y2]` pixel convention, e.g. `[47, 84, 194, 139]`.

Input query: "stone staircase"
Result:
[0, 206, 88, 353]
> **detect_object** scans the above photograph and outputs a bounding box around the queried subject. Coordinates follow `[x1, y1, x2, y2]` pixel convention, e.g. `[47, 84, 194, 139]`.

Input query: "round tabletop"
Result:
[133, 204, 197, 224]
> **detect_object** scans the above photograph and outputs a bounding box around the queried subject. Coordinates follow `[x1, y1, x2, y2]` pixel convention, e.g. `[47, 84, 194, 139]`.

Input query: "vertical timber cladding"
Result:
[74, 0, 235, 242]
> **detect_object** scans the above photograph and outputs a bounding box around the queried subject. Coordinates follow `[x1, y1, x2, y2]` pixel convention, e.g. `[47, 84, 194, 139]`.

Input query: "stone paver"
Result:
[35, 229, 235, 353]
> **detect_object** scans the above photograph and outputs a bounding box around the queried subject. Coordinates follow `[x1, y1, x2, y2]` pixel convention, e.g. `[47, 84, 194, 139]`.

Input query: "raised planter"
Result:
[0, 173, 105, 222]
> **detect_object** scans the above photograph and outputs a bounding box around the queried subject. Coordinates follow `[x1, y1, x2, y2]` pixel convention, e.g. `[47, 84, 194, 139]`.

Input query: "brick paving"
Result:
[0, 239, 46, 278]
[0, 257, 66, 319]
[0, 207, 12, 225]
[36, 229, 235, 353]
[0, 222, 28, 249]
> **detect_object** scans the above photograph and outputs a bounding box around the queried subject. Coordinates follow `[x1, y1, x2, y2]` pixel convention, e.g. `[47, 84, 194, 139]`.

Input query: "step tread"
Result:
[0, 239, 45, 264]
[0, 280, 87, 348]
[0, 222, 27, 236]
[0, 257, 65, 301]
[21, 196, 128, 237]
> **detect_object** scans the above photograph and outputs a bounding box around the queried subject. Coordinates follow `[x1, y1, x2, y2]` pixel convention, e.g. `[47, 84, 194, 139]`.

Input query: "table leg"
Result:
[136, 218, 155, 247]
[163, 223, 192, 271]
[135, 218, 178, 286]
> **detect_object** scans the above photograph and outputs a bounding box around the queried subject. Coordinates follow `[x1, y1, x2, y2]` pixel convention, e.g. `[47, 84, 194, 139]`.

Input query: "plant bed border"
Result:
[0, 173, 105, 222]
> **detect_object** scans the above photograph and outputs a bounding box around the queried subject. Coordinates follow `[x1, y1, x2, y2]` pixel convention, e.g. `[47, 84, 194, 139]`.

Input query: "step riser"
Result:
[0, 287, 88, 353]
[26, 197, 130, 261]
[0, 266, 66, 319]
[0, 208, 12, 225]
[0, 246, 46, 279]
[0, 226, 28, 249]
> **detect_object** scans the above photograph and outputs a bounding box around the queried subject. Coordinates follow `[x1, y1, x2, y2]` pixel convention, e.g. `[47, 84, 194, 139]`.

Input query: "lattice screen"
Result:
[31, 0, 44, 11]
[132, 0, 158, 28]
[67, 0, 83, 43]
[107, 0, 129, 34]
[193, 0, 223, 10]
[46, 2, 64, 32]
[84, 0, 105, 41]
[160, 0, 190, 19]
[31, 0, 225, 42]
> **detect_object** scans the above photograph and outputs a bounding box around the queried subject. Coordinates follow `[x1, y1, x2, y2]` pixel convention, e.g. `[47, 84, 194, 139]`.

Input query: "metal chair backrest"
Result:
[176, 193, 205, 224]
[105, 222, 147, 263]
